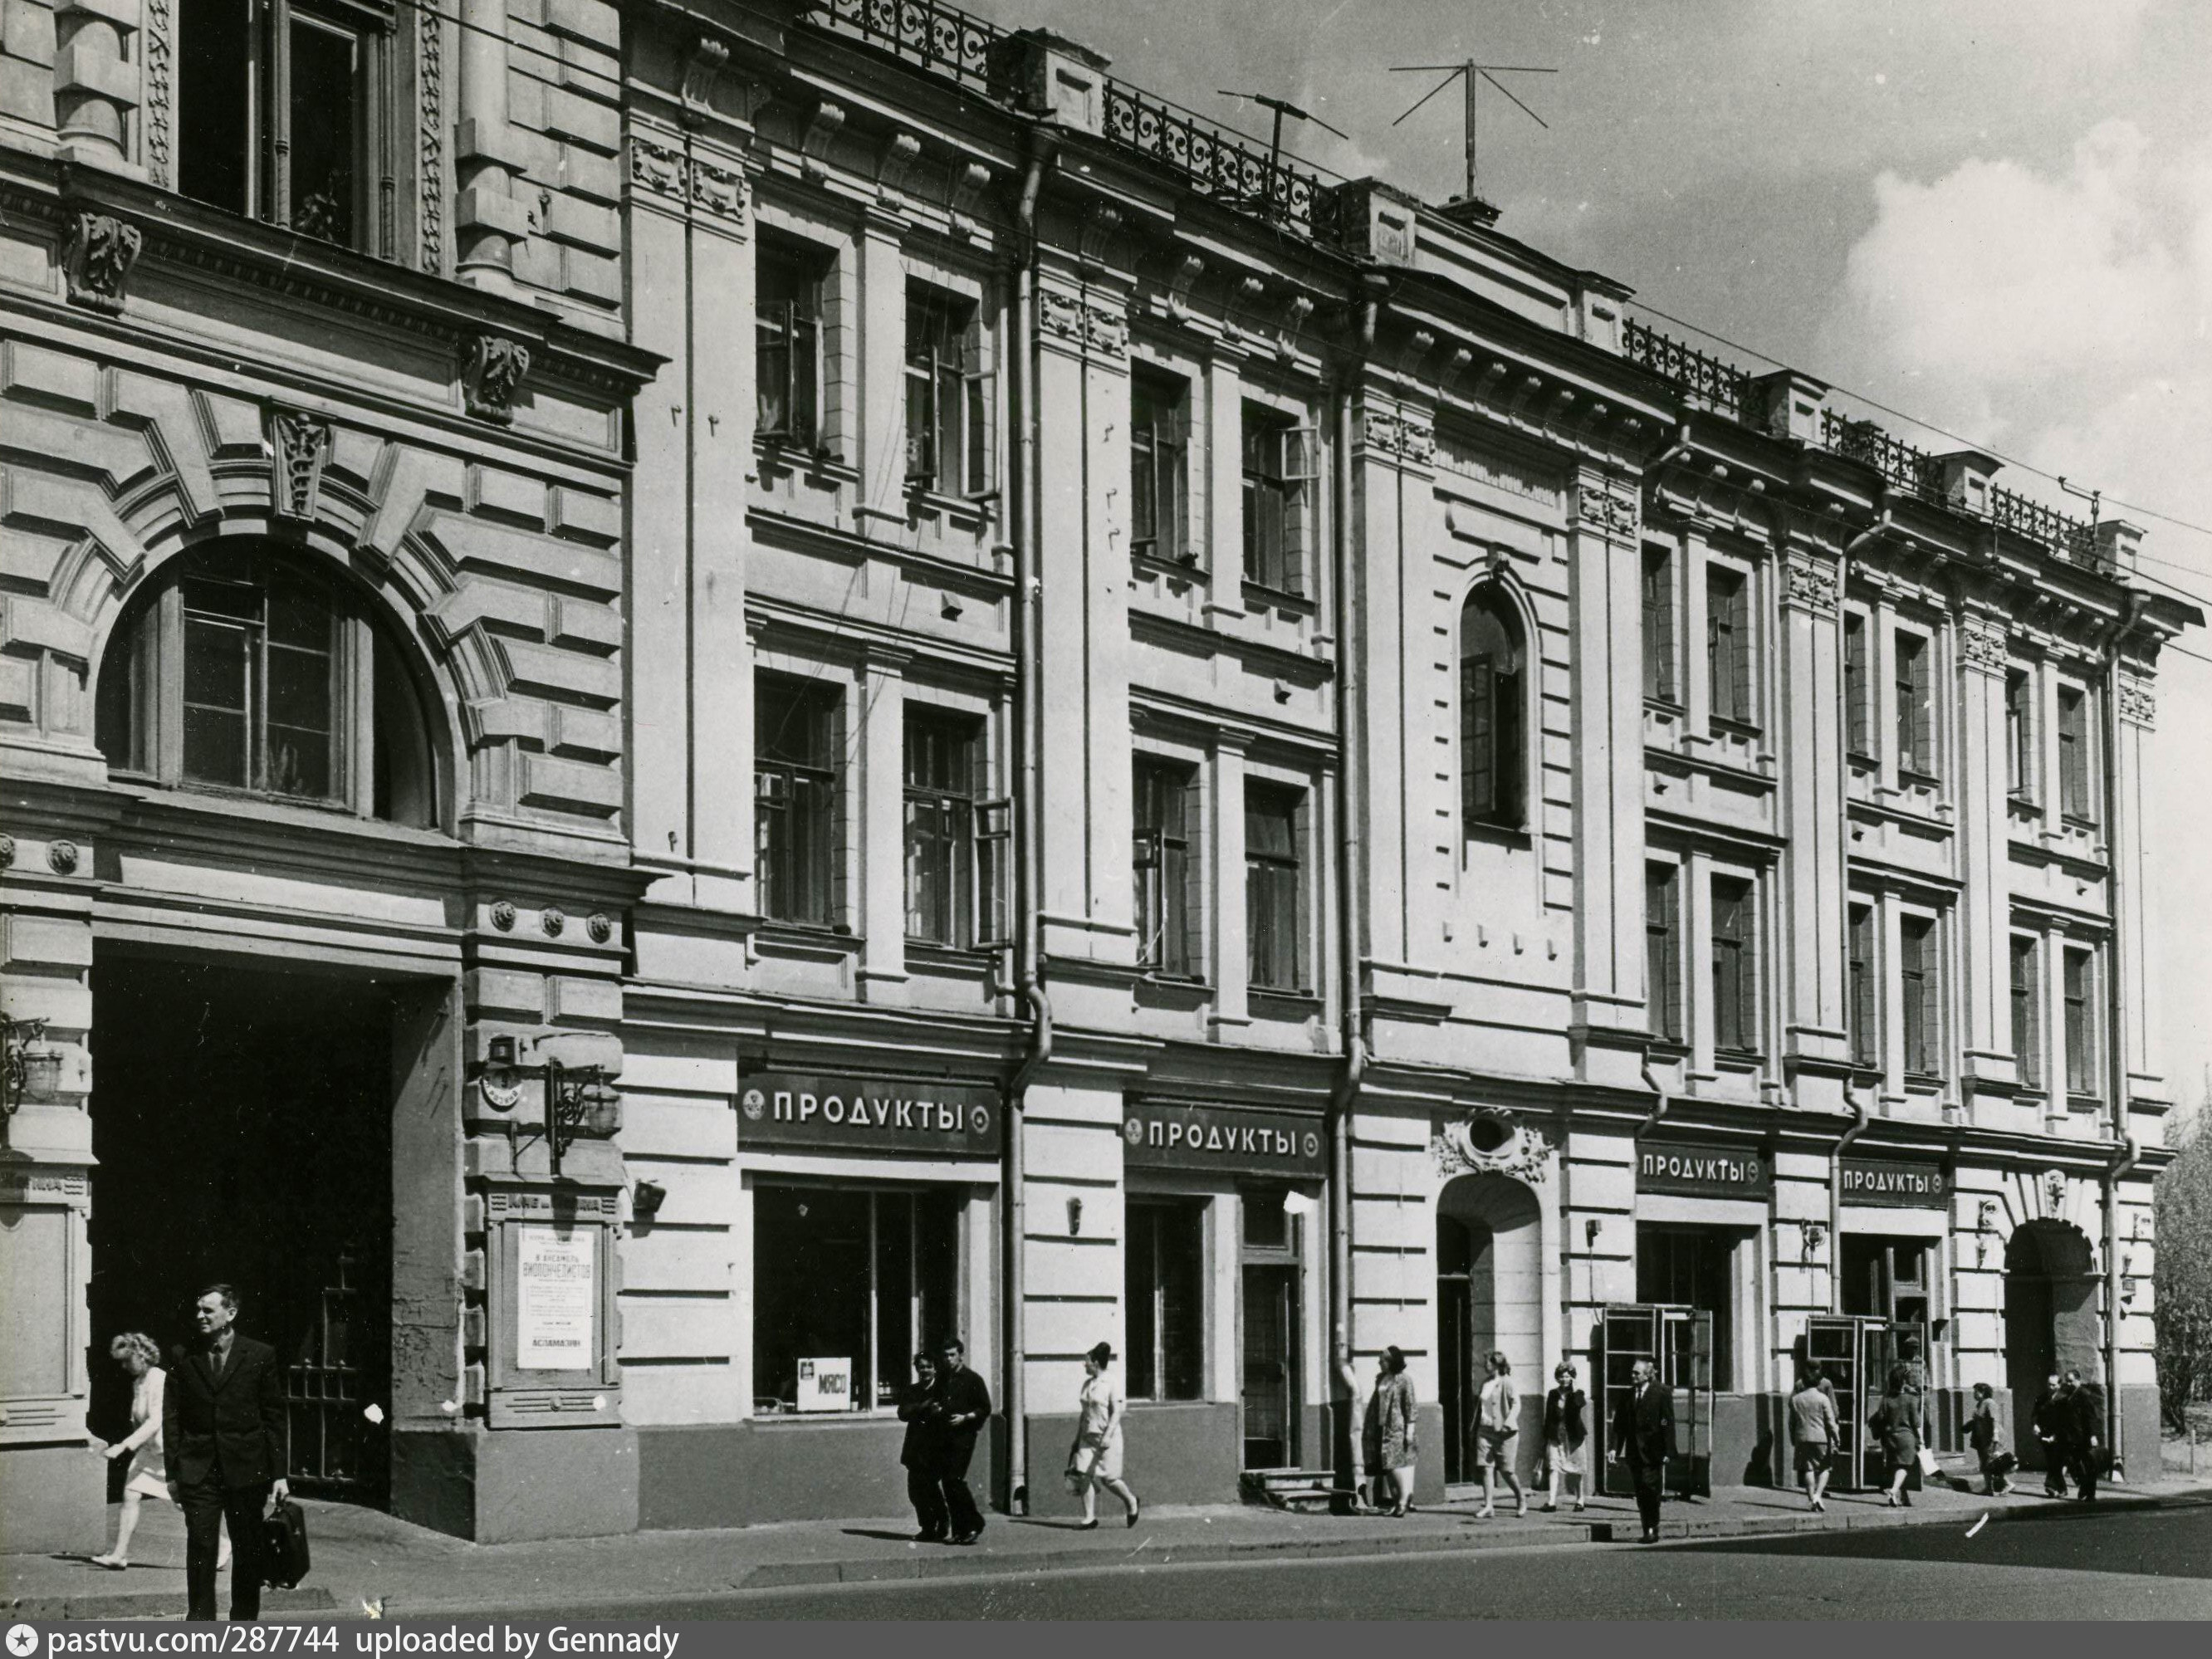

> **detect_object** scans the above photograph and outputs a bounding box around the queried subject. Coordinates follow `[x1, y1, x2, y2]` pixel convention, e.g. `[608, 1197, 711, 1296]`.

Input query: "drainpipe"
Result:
[1328, 277, 1381, 1502]
[1003, 130, 1059, 1519]
[2099, 592, 2146, 1468]
[1635, 1060, 1671, 1141]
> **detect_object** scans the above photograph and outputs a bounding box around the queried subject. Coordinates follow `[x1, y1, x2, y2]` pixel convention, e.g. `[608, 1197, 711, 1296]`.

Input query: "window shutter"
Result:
[1462, 656, 1494, 825]
[1278, 427, 1319, 596]
[1844, 614, 1869, 756]
[1728, 577, 1752, 724]
[1161, 407, 1191, 562]
[962, 312, 992, 498]
[973, 796, 1013, 950]
[1643, 551, 1675, 702]
[905, 369, 935, 484]
[756, 770, 790, 808]
[1912, 643, 1934, 775]
[794, 307, 820, 448]
[1706, 579, 1732, 722]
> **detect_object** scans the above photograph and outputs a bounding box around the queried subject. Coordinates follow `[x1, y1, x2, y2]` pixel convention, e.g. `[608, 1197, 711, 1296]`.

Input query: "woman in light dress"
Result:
[1539, 1360, 1588, 1514]
[1068, 1342, 1140, 1529]
[91, 1333, 229, 1572]
[1476, 1350, 1528, 1520]
[1363, 1347, 1418, 1516]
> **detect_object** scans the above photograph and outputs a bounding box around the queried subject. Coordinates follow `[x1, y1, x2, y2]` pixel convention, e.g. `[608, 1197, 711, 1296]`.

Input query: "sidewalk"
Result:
[9, 1474, 2210, 1621]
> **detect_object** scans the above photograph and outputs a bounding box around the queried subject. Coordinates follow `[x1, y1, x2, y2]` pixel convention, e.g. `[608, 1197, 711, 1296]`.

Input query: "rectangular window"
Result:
[1705, 566, 1753, 726]
[2058, 685, 2095, 821]
[2011, 935, 2042, 1091]
[1636, 1225, 1734, 1387]
[751, 1183, 959, 1414]
[1710, 875, 1758, 1055]
[755, 675, 839, 927]
[1895, 630, 1933, 778]
[1840, 1236, 1931, 1327]
[179, 569, 339, 800]
[1848, 903, 1878, 1068]
[905, 284, 990, 497]
[1131, 371, 1191, 564]
[1843, 611, 1872, 758]
[1245, 783, 1306, 994]
[2006, 668, 2037, 802]
[1241, 404, 1319, 596]
[1133, 760, 1197, 977]
[1642, 546, 1678, 704]
[1900, 913, 1940, 1077]
[178, 0, 389, 256]
[903, 708, 996, 947]
[2065, 947, 2097, 1096]
[1125, 1202, 1205, 1402]
[756, 237, 827, 447]
[1646, 862, 1681, 1041]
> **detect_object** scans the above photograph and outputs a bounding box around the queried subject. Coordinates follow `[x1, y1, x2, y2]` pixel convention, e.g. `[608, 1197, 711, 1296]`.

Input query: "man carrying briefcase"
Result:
[164, 1285, 290, 1621]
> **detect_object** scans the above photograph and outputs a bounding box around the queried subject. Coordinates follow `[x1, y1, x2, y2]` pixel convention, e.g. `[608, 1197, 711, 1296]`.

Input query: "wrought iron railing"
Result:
[1819, 409, 1942, 500]
[1099, 81, 1320, 237]
[1989, 485, 2101, 567]
[804, 0, 1007, 92]
[1622, 319, 1748, 422]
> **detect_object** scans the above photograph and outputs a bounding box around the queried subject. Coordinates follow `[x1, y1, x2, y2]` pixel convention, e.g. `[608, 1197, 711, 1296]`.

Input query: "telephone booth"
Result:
[1804, 1314, 1931, 1490]
[1599, 1303, 1713, 1499]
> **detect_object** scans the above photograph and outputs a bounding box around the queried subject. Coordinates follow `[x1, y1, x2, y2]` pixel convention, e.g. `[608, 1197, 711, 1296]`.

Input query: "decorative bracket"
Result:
[62, 209, 143, 316]
[876, 130, 922, 204]
[949, 162, 991, 240]
[681, 37, 729, 116]
[1276, 295, 1315, 362]
[800, 100, 846, 184]
[461, 335, 532, 425]
[1165, 253, 1204, 318]
[1079, 203, 1123, 273]
[267, 406, 334, 521]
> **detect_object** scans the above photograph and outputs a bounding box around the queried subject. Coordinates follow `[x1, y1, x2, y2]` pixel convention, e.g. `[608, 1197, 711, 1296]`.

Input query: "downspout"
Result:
[1328, 278, 1381, 1503]
[1004, 130, 1059, 1519]
[2100, 592, 2147, 1467]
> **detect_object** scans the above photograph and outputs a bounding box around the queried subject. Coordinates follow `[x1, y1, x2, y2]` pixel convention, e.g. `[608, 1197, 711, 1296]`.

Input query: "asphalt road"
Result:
[478, 1505, 2212, 1621]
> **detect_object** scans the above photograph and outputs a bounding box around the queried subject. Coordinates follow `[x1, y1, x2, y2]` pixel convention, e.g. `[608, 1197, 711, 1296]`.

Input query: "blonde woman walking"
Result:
[91, 1334, 229, 1573]
[1475, 1351, 1527, 1519]
[1068, 1343, 1139, 1529]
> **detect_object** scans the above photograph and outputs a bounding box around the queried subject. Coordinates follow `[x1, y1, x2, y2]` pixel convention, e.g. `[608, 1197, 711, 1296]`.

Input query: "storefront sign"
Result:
[1123, 1102, 1327, 1176]
[1636, 1140, 1772, 1200]
[796, 1357, 853, 1413]
[515, 1223, 596, 1371]
[737, 1070, 1001, 1156]
[1839, 1157, 1950, 1207]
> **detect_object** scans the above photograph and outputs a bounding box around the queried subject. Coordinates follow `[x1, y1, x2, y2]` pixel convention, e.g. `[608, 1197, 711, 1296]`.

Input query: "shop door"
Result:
[283, 1247, 389, 1495]
[1436, 1215, 1480, 1484]
[1806, 1316, 1866, 1491]
[1241, 1264, 1299, 1468]
[1598, 1303, 1710, 1498]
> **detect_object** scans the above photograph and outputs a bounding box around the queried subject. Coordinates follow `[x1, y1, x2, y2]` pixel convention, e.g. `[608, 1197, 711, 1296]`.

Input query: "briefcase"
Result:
[261, 1497, 311, 1589]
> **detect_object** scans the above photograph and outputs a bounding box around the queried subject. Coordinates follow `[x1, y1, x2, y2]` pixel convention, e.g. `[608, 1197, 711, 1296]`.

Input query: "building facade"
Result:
[0, 0, 2195, 1548]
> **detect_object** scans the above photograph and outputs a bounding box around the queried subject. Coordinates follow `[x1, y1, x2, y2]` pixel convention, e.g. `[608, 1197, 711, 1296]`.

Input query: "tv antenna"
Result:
[1217, 90, 1350, 207]
[1390, 59, 1556, 203]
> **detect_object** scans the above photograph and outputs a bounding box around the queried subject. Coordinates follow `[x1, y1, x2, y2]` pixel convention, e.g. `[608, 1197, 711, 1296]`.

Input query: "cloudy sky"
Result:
[992, 0, 2212, 1129]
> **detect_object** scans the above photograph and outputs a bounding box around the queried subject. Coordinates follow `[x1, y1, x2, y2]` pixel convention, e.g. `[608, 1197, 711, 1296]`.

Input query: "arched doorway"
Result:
[1436, 1172, 1542, 1485]
[2004, 1221, 2100, 1466]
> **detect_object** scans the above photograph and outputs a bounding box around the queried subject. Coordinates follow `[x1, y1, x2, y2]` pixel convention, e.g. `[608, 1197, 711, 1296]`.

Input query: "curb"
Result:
[2, 1587, 335, 1622]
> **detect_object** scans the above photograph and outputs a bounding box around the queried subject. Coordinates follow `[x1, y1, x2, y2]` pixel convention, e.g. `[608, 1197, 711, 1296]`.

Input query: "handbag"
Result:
[1915, 1445, 1940, 1480]
[260, 1496, 311, 1590]
[1988, 1451, 2019, 1477]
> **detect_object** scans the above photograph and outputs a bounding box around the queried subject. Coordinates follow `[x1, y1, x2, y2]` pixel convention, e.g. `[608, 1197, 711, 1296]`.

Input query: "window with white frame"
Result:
[1843, 610, 1873, 760]
[1899, 912, 1942, 1079]
[1241, 403, 1319, 596]
[1705, 565, 1754, 727]
[1848, 902, 1879, 1068]
[755, 673, 841, 927]
[1646, 861, 1682, 1041]
[1710, 873, 1759, 1055]
[1133, 758, 1199, 978]
[1125, 1201, 1205, 1401]
[1643, 546, 1678, 705]
[2010, 933, 2043, 1092]
[903, 707, 1007, 949]
[2064, 944, 2100, 1097]
[756, 234, 830, 448]
[1245, 781, 1308, 994]
[2006, 666, 2038, 803]
[904, 282, 991, 497]
[1131, 368, 1192, 564]
[2058, 683, 2097, 823]
[1895, 629, 1935, 779]
[1461, 584, 1527, 832]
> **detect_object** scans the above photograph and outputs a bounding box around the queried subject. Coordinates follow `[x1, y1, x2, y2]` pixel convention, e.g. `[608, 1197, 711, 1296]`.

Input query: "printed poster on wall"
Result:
[516, 1223, 596, 1371]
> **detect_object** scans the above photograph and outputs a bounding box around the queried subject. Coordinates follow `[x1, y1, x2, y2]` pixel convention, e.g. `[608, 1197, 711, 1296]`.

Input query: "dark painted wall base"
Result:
[0, 1442, 107, 1554]
[636, 1419, 998, 1531]
[1023, 1402, 1241, 1516]
[391, 1426, 639, 1544]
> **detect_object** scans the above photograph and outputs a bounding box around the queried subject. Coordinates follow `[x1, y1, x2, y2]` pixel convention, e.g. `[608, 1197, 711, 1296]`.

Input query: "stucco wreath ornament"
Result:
[1431, 1106, 1556, 1182]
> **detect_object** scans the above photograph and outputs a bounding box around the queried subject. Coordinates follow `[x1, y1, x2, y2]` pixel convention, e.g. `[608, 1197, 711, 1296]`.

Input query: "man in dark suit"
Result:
[2031, 1373, 2070, 1497]
[1608, 1358, 1674, 1544]
[933, 1336, 993, 1545]
[164, 1284, 288, 1620]
[2060, 1370, 2104, 1503]
[897, 1351, 948, 1541]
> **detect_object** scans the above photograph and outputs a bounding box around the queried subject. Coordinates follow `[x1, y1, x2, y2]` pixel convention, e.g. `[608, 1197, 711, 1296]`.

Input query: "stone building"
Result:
[0, 0, 2194, 1547]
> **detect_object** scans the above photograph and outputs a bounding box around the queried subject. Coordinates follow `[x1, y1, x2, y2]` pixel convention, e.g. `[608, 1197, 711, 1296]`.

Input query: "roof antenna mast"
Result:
[1216, 90, 1350, 208]
[1389, 57, 1556, 203]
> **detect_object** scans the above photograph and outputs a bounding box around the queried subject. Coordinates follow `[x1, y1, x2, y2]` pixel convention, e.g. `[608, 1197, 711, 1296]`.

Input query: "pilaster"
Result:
[1207, 735, 1250, 1034]
[1778, 542, 1849, 1079]
[1955, 607, 2017, 1095]
[856, 647, 909, 1002]
[1201, 350, 1245, 618]
[2114, 663, 2162, 1111]
[853, 205, 909, 529]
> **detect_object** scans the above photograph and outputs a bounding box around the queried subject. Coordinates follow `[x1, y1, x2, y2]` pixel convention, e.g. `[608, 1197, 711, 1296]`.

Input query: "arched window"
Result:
[1461, 584, 1526, 831]
[95, 544, 438, 827]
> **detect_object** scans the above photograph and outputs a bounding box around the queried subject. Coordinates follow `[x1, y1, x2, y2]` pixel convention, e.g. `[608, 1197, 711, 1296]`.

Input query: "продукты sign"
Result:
[737, 1070, 1001, 1154]
[1839, 1157, 1950, 1207]
[1636, 1141, 1773, 1199]
[1123, 1102, 1326, 1175]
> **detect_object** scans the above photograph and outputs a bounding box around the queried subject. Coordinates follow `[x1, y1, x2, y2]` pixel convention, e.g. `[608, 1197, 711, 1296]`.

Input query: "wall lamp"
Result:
[1975, 1199, 1999, 1267]
[1798, 1219, 1828, 1265]
[1067, 1197, 1084, 1237]
[483, 1035, 622, 1177]
[1584, 1217, 1603, 1249]
[1, 1014, 62, 1114]
[633, 1181, 668, 1221]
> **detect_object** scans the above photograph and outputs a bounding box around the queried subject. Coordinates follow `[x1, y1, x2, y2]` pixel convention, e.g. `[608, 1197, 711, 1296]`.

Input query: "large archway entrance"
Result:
[2004, 1221, 2101, 1468]
[1435, 1172, 1542, 1485]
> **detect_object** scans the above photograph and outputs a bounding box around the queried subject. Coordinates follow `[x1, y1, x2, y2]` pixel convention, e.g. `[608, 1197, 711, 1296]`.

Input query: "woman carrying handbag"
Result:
[1066, 1343, 1139, 1529]
[1539, 1362, 1588, 1513]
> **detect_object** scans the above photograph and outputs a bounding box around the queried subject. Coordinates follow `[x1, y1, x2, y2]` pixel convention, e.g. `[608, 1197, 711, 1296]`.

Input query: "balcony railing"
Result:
[1819, 410, 1942, 500]
[1099, 81, 1320, 237]
[804, 0, 1006, 92]
[1622, 319, 1748, 422]
[1989, 485, 2102, 568]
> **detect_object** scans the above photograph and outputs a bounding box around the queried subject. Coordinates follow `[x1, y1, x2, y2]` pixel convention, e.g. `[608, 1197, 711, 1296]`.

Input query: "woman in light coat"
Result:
[91, 1333, 229, 1572]
[1068, 1343, 1139, 1529]
[1363, 1347, 1418, 1516]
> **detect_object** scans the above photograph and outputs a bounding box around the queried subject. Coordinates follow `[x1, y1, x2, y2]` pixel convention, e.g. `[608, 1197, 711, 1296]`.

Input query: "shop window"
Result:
[1133, 759, 1198, 978]
[2011, 935, 2043, 1091]
[1843, 611, 1872, 759]
[903, 707, 1006, 948]
[178, 0, 394, 255]
[1646, 862, 1681, 1041]
[1899, 913, 1941, 1079]
[1241, 404, 1319, 596]
[755, 674, 841, 927]
[1848, 903, 1878, 1068]
[756, 235, 830, 448]
[2058, 685, 2096, 823]
[1895, 629, 1934, 780]
[1705, 566, 1753, 727]
[751, 1184, 959, 1414]
[1636, 1226, 1733, 1389]
[1131, 369, 1191, 564]
[1840, 1236, 1931, 1329]
[96, 543, 437, 826]
[904, 283, 991, 497]
[2006, 668, 2038, 803]
[1245, 782, 1307, 995]
[2064, 946, 2099, 1097]
[1642, 546, 1678, 705]
[1460, 585, 1526, 832]
[1710, 874, 1759, 1056]
[1125, 1201, 1204, 1402]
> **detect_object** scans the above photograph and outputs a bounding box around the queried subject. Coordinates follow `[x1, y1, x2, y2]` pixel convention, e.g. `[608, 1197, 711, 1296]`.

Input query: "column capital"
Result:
[1780, 550, 1840, 617]
[1958, 609, 2009, 676]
